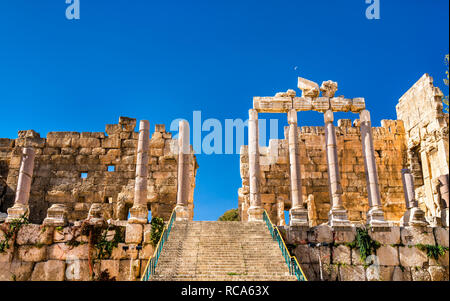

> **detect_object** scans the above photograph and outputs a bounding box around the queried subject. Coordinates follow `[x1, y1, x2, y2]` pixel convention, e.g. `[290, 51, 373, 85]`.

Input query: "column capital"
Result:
[139, 120, 150, 131]
[324, 110, 334, 123]
[249, 108, 258, 120]
[360, 109, 371, 122]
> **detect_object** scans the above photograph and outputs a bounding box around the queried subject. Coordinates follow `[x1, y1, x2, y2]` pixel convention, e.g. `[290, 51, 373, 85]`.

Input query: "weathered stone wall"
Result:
[239, 119, 407, 225]
[0, 117, 198, 224]
[282, 224, 449, 281]
[0, 223, 154, 281]
[396, 74, 449, 225]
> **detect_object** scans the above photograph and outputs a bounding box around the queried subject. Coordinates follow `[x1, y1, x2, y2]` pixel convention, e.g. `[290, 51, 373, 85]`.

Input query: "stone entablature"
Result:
[239, 119, 407, 226]
[0, 117, 198, 224]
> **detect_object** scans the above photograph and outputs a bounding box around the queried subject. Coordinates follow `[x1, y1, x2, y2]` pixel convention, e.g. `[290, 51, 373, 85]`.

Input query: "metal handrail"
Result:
[141, 210, 177, 281]
[262, 210, 308, 281]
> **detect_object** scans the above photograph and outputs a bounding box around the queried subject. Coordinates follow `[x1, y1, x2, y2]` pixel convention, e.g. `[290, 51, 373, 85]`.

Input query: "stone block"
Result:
[332, 245, 351, 265]
[333, 227, 356, 243]
[339, 265, 366, 281]
[18, 245, 47, 262]
[31, 260, 65, 281]
[369, 226, 400, 245]
[411, 268, 431, 281]
[433, 227, 449, 247]
[293, 245, 330, 265]
[100, 260, 120, 280]
[376, 246, 399, 266]
[392, 266, 412, 281]
[0, 261, 34, 281]
[47, 243, 91, 260]
[399, 246, 428, 267]
[428, 266, 449, 281]
[400, 226, 435, 246]
[125, 224, 143, 244]
[307, 224, 333, 243]
[16, 224, 54, 245]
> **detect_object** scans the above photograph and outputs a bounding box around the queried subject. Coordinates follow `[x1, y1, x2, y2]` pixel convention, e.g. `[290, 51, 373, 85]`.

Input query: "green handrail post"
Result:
[141, 210, 177, 281]
[262, 210, 308, 281]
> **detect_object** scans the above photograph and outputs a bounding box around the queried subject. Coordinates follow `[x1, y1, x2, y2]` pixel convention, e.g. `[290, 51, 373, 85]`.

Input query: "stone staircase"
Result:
[150, 221, 298, 281]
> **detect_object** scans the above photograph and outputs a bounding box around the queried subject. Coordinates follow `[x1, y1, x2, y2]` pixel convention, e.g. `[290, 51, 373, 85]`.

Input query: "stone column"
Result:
[277, 197, 285, 226]
[439, 174, 449, 227]
[287, 109, 309, 227]
[400, 169, 427, 227]
[6, 147, 35, 223]
[175, 120, 191, 221]
[247, 109, 263, 221]
[128, 120, 150, 224]
[324, 110, 351, 230]
[360, 110, 389, 230]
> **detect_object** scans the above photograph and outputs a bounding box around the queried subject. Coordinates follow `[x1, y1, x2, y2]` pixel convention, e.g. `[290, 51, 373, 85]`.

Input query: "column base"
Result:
[247, 207, 264, 222]
[43, 204, 68, 227]
[401, 207, 428, 227]
[328, 208, 352, 231]
[5, 204, 29, 223]
[128, 205, 148, 224]
[367, 207, 390, 232]
[289, 207, 309, 227]
[175, 205, 190, 222]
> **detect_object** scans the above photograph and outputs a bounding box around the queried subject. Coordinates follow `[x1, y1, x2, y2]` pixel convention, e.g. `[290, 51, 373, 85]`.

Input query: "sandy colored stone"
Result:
[16, 224, 54, 245]
[333, 245, 351, 265]
[31, 260, 65, 281]
[376, 246, 399, 266]
[400, 226, 435, 246]
[0, 261, 34, 281]
[428, 266, 449, 281]
[339, 265, 366, 281]
[399, 246, 428, 267]
[18, 245, 47, 262]
[433, 227, 449, 247]
[125, 224, 143, 244]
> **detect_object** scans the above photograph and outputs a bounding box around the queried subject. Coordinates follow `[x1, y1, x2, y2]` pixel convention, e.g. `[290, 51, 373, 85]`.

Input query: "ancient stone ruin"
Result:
[0, 74, 448, 281]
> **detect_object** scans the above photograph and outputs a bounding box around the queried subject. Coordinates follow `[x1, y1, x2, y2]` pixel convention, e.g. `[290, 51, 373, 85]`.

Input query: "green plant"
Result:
[96, 226, 125, 259]
[416, 244, 449, 260]
[0, 215, 29, 253]
[218, 209, 240, 221]
[347, 227, 381, 263]
[150, 217, 165, 247]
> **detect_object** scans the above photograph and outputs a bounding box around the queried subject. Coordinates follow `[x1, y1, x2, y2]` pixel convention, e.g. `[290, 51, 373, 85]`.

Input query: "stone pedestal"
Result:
[360, 110, 389, 231]
[401, 169, 428, 227]
[87, 203, 105, 226]
[43, 204, 68, 227]
[6, 147, 35, 223]
[324, 110, 351, 230]
[290, 208, 309, 228]
[248, 206, 264, 222]
[129, 120, 150, 224]
[174, 205, 190, 222]
[5, 204, 29, 223]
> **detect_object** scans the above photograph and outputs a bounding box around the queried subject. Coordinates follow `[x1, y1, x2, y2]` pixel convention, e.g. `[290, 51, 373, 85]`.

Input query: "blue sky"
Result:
[0, 0, 448, 220]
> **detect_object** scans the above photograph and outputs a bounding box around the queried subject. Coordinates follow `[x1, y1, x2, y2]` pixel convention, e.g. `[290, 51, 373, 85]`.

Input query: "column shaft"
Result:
[175, 120, 191, 221]
[6, 147, 35, 222]
[324, 110, 350, 230]
[401, 169, 427, 226]
[247, 109, 263, 221]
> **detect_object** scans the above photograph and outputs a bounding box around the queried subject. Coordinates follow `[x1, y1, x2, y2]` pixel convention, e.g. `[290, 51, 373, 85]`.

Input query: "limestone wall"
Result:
[282, 225, 449, 281]
[396, 74, 449, 225]
[239, 119, 408, 225]
[0, 117, 198, 223]
[0, 222, 153, 281]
